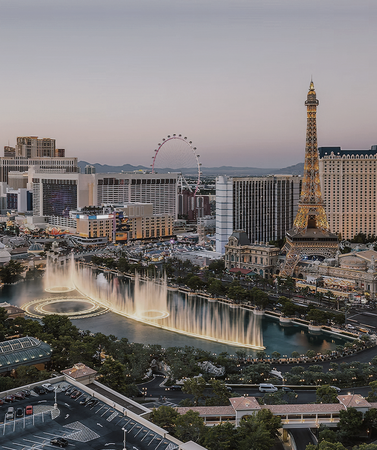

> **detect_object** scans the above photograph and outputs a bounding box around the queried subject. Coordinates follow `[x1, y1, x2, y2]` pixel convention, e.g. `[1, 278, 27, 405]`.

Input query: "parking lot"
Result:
[0, 382, 178, 450]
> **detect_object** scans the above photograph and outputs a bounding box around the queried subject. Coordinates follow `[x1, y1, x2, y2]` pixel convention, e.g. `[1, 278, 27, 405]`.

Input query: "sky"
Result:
[1, 0, 376, 169]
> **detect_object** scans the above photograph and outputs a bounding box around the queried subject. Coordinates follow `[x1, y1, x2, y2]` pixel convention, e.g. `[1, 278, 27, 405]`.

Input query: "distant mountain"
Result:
[78, 161, 304, 177]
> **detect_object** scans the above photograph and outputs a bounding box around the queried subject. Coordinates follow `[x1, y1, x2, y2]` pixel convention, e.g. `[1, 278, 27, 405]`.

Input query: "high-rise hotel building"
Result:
[216, 175, 301, 254]
[319, 145, 377, 240]
[1, 136, 75, 184]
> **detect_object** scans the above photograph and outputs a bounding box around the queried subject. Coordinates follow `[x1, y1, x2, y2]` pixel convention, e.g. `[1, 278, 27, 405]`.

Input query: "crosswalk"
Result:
[64, 421, 100, 442]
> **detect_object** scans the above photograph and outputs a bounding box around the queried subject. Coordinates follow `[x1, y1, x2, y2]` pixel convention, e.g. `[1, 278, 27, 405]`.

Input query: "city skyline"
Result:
[1, 0, 376, 169]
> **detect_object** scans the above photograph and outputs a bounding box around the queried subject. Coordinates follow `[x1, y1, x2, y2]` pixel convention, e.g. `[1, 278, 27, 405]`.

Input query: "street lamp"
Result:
[54, 386, 58, 409]
[122, 426, 127, 450]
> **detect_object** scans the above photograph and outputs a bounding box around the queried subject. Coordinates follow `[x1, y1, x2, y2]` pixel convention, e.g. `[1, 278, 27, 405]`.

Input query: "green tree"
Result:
[186, 275, 203, 291]
[42, 315, 80, 340]
[208, 259, 225, 275]
[306, 441, 346, 450]
[174, 410, 207, 444]
[98, 357, 129, 393]
[150, 405, 178, 435]
[0, 260, 24, 283]
[318, 427, 338, 443]
[237, 414, 275, 450]
[338, 407, 363, 439]
[207, 278, 225, 296]
[182, 376, 207, 406]
[203, 422, 238, 450]
[316, 385, 339, 404]
[205, 380, 231, 406]
[367, 381, 377, 402]
[363, 408, 377, 437]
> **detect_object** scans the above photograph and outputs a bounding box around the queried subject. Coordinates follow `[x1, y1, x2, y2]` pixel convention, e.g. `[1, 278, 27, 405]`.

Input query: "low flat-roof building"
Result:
[0, 336, 52, 374]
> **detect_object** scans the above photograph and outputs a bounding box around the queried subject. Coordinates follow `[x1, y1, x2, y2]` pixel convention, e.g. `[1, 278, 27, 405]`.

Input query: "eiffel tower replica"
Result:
[280, 81, 338, 277]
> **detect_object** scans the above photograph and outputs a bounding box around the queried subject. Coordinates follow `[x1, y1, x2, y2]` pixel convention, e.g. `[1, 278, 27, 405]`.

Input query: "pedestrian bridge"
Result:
[177, 394, 376, 429]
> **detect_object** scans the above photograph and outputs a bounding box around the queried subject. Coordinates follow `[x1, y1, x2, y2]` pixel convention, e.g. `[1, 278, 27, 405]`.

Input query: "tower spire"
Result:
[280, 82, 338, 277]
[292, 80, 329, 232]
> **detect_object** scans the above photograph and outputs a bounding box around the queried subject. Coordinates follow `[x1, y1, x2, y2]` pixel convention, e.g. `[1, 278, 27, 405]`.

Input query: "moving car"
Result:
[50, 437, 68, 447]
[258, 383, 278, 393]
[281, 386, 292, 392]
[170, 385, 182, 391]
[330, 386, 341, 393]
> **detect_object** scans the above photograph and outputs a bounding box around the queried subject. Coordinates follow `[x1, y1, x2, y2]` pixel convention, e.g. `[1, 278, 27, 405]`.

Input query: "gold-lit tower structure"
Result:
[280, 81, 338, 277]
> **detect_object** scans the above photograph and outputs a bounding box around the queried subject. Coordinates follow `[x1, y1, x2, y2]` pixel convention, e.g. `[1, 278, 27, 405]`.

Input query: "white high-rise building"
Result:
[94, 172, 178, 218]
[216, 175, 301, 254]
[216, 176, 234, 254]
[319, 145, 377, 240]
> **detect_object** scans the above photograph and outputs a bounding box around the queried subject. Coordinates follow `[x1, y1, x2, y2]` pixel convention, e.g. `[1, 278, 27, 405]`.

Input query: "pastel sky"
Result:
[1, 0, 376, 169]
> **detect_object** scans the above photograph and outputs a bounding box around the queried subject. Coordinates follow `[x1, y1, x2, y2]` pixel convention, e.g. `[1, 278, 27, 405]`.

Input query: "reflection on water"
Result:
[42, 300, 94, 314]
[74, 265, 264, 349]
[1, 277, 348, 356]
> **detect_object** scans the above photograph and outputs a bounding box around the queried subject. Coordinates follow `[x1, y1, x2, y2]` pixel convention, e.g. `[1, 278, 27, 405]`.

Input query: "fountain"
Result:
[44, 253, 75, 293]
[43, 257, 264, 350]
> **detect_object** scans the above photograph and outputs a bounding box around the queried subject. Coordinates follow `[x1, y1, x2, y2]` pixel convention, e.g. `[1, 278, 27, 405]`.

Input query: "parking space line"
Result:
[22, 438, 48, 445]
[100, 408, 110, 417]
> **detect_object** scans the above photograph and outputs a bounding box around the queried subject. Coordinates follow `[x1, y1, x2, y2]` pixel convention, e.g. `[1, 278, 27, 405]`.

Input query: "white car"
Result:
[330, 386, 341, 393]
[42, 383, 55, 392]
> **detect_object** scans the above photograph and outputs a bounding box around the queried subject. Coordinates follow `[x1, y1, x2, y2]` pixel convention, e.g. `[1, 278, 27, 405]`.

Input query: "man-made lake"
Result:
[1, 275, 347, 356]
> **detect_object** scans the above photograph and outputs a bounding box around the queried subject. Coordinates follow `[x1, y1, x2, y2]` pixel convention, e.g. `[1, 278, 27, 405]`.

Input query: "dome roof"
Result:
[0, 249, 11, 264]
[28, 243, 44, 253]
[340, 255, 367, 269]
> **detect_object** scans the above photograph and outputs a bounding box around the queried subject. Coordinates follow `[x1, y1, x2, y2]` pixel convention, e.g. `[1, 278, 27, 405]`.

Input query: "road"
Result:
[137, 375, 373, 406]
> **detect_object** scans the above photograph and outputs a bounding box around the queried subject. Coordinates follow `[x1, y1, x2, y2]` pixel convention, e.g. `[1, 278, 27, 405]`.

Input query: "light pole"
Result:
[54, 386, 58, 409]
[122, 426, 127, 450]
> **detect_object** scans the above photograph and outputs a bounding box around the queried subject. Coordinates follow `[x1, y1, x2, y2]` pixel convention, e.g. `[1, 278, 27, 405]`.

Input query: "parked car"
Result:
[21, 389, 31, 397]
[5, 407, 14, 421]
[170, 385, 182, 391]
[71, 390, 82, 399]
[34, 386, 46, 395]
[25, 405, 33, 415]
[16, 408, 24, 418]
[3, 395, 15, 402]
[42, 383, 55, 392]
[0, 399, 3, 406]
[50, 437, 68, 447]
[14, 392, 25, 400]
[65, 387, 75, 396]
[86, 399, 98, 407]
[79, 395, 90, 405]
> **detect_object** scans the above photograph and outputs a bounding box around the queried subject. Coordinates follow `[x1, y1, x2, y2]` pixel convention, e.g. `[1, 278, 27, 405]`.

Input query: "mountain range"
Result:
[78, 161, 304, 177]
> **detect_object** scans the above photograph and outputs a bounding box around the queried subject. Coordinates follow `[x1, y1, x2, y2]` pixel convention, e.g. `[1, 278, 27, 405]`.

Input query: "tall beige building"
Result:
[15, 136, 65, 158]
[319, 145, 377, 240]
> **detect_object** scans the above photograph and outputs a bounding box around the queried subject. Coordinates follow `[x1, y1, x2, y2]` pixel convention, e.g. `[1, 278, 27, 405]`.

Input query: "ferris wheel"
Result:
[151, 134, 202, 195]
